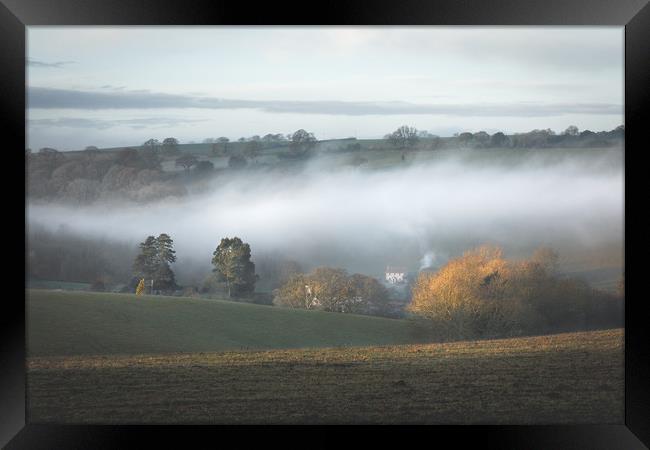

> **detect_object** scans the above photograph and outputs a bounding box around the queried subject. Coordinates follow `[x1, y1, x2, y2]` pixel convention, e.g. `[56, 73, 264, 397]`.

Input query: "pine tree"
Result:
[154, 261, 176, 291]
[156, 233, 176, 265]
[133, 236, 158, 281]
[133, 234, 177, 294]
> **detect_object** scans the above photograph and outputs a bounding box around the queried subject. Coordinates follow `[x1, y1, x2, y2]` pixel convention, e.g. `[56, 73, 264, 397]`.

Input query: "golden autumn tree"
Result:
[408, 245, 526, 338]
[135, 278, 145, 296]
[408, 244, 623, 338]
[273, 273, 310, 308]
[273, 267, 388, 314]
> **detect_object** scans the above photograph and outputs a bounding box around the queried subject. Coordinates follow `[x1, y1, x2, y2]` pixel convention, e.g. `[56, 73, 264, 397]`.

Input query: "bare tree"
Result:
[162, 137, 180, 155]
[288, 129, 317, 156]
[563, 125, 579, 136]
[142, 139, 161, 153]
[385, 125, 419, 149]
[175, 154, 199, 171]
[212, 137, 230, 156]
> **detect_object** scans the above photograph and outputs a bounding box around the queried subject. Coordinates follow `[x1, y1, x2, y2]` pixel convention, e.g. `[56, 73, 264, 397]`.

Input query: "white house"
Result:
[385, 266, 407, 284]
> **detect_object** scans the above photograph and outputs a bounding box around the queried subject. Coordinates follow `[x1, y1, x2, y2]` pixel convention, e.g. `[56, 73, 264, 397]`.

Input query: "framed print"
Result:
[2, 0, 648, 448]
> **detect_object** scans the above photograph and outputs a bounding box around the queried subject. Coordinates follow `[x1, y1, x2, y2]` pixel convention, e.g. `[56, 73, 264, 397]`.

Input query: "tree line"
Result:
[26, 129, 322, 205]
[26, 143, 187, 204]
[129, 234, 393, 316]
[129, 235, 623, 339]
[30, 225, 624, 335]
[383, 124, 624, 152]
[208, 129, 318, 162]
[131, 235, 258, 298]
[27, 124, 623, 205]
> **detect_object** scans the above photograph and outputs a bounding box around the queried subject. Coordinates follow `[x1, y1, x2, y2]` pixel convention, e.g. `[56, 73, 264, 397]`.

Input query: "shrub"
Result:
[274, 267, 389, 314]
[409, 245, 524, 339]
[408, 245, 622, 339]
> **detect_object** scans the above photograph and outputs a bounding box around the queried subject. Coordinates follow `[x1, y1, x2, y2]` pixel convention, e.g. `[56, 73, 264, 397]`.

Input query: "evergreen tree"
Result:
[133, 236, 158, 281]
[211, 237, 257, 298]
[156, 233, 177, 265]
[154, 261, 176, 291]
[133, 234, 177, 294]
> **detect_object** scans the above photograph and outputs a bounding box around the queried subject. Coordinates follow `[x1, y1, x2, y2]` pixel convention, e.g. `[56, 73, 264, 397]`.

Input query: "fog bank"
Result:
[27, 149, 624, 278]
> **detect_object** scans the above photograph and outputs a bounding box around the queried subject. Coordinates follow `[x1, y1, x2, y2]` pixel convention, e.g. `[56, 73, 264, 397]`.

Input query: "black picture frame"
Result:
[3, 0, 647, 447]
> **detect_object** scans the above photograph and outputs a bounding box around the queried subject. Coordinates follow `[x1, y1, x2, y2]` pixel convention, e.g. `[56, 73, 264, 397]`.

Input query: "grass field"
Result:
[27, 289, 428, 357]
[26, 279, 91, 291]
[27, 328, 623, 424]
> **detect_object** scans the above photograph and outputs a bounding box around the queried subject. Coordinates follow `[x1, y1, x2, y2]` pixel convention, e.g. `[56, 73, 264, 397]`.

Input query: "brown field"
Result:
[27, 328, 623, 424]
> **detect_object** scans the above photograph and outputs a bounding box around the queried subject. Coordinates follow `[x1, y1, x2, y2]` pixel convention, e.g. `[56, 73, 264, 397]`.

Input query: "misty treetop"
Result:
[155, 233, 177, 265]
[287, 129, 318, 157]
[385, 125, 419, 149]
[143, 139, 161, 149]
[448, 125, 624, 150]
[162, 137, 180, 155]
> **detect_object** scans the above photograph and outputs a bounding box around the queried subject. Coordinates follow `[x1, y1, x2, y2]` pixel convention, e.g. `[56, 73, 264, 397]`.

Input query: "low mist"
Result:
[27, 148, 624, 282]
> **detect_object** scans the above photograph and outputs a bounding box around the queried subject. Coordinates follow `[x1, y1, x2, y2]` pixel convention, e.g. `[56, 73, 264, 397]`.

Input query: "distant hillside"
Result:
[27, 289, 429, 357]
[28, 131, 623, 206]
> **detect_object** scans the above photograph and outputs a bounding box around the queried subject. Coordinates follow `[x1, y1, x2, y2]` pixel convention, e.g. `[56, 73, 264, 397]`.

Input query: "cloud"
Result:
[28, 87, 622, 117]
[27, 58, 76, 68]
[385, 28, 623, 72]
[29, 117, 207, 130]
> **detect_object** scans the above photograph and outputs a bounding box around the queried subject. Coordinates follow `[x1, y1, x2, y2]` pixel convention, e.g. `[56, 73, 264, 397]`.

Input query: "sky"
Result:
[27, 26, 624, 151]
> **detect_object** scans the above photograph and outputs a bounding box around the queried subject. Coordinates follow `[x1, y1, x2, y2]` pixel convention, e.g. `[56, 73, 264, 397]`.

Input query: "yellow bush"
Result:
[408, 244, 622, 338]
[409, 245, 524, 338]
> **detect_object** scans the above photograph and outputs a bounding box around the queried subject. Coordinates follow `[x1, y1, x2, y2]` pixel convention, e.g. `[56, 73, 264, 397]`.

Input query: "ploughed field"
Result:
[27, 327, 623, 424]
[27, 290, 623, 423]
